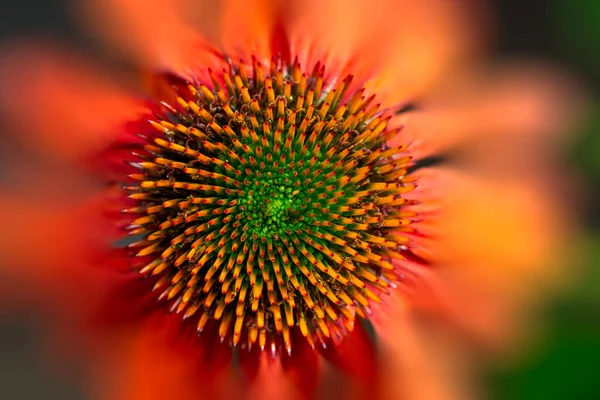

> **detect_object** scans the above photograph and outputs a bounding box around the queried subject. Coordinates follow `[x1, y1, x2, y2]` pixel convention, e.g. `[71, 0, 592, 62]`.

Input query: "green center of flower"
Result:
[244, 191, 299, 234]
[123, 57, 416, 354]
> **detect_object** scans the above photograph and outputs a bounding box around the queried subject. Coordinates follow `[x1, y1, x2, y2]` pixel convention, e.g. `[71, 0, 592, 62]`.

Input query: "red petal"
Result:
[320, 322, 378, 394]
[0, 41, 145, 160]
[280, 331, 320, 398]
[90, 314, 236, 400]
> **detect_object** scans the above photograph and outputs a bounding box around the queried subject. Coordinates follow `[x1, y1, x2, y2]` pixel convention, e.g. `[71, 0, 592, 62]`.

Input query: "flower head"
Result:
[123, 57, 417, 354]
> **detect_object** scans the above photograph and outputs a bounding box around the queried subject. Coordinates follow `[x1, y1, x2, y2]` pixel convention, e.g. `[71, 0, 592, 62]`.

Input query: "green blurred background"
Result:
[0, 0, 598, 399]
[487, 1, 600, 398]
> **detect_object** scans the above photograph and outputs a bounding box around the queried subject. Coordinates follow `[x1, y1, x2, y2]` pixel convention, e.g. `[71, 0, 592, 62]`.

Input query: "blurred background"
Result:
[0, 0, 598, 399]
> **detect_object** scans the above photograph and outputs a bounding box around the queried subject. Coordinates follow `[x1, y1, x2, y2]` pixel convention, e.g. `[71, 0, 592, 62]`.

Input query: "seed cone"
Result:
[123, 57, 417, 353]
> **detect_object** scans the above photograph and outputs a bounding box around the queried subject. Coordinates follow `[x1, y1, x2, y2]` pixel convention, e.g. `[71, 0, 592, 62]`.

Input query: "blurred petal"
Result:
[0, 174, 126, 306]
[320, 322, 377, 395]
[241, 353, 306, 400]
[286, 0, 488, 105]
[280, 333, 321, 397]
[415, 167, 564, 274]
[372, 296, 477, 400]
[0, 198, 98, 292]
[402, 167, 571, 346]
[75, 0, 220, 76]
[90, 317, 234, 400]
[238, 331, 320, 399]
[0, 42, 145, 159]
[391, 63, 585, 160]
[220, 0, 285, 62]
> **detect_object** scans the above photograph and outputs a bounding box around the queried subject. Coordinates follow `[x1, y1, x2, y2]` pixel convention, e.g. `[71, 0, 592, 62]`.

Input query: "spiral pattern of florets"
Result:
[123, 57, 417, 353]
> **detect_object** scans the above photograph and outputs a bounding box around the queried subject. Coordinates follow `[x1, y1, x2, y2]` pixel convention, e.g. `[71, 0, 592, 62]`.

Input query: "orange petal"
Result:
[372, 295, 478, 400]
[363, 0, 488, 105]
[220, 0, 284, 62]
[400, 167, 574, 346]
[75, 0, 221, 76]
[286, 0, 488, 105]
[416, 168, 566, 273]
[0, 41, 145, 160]
[390, 62, 585, 160]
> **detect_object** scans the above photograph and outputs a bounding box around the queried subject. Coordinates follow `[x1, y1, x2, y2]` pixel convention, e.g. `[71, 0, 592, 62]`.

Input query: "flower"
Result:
[0, 1, 582, 399]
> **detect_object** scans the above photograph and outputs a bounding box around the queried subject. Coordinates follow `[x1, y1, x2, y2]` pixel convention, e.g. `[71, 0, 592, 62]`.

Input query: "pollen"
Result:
[122, 56, 417, 354]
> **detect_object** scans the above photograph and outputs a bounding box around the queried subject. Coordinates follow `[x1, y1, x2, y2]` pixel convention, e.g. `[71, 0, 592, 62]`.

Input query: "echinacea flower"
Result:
[0, 1, 583, 399]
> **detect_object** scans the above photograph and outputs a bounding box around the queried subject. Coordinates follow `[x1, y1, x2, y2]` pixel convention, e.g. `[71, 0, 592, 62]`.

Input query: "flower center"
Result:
[123, 56, 416, 354]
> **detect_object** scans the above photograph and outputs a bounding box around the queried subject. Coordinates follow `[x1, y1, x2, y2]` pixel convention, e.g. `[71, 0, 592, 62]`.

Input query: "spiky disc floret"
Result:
[123, 57, 417, 354]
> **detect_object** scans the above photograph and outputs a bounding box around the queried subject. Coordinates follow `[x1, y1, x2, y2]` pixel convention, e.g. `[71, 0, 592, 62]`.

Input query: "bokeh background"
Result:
[0, 0, 598, 399]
